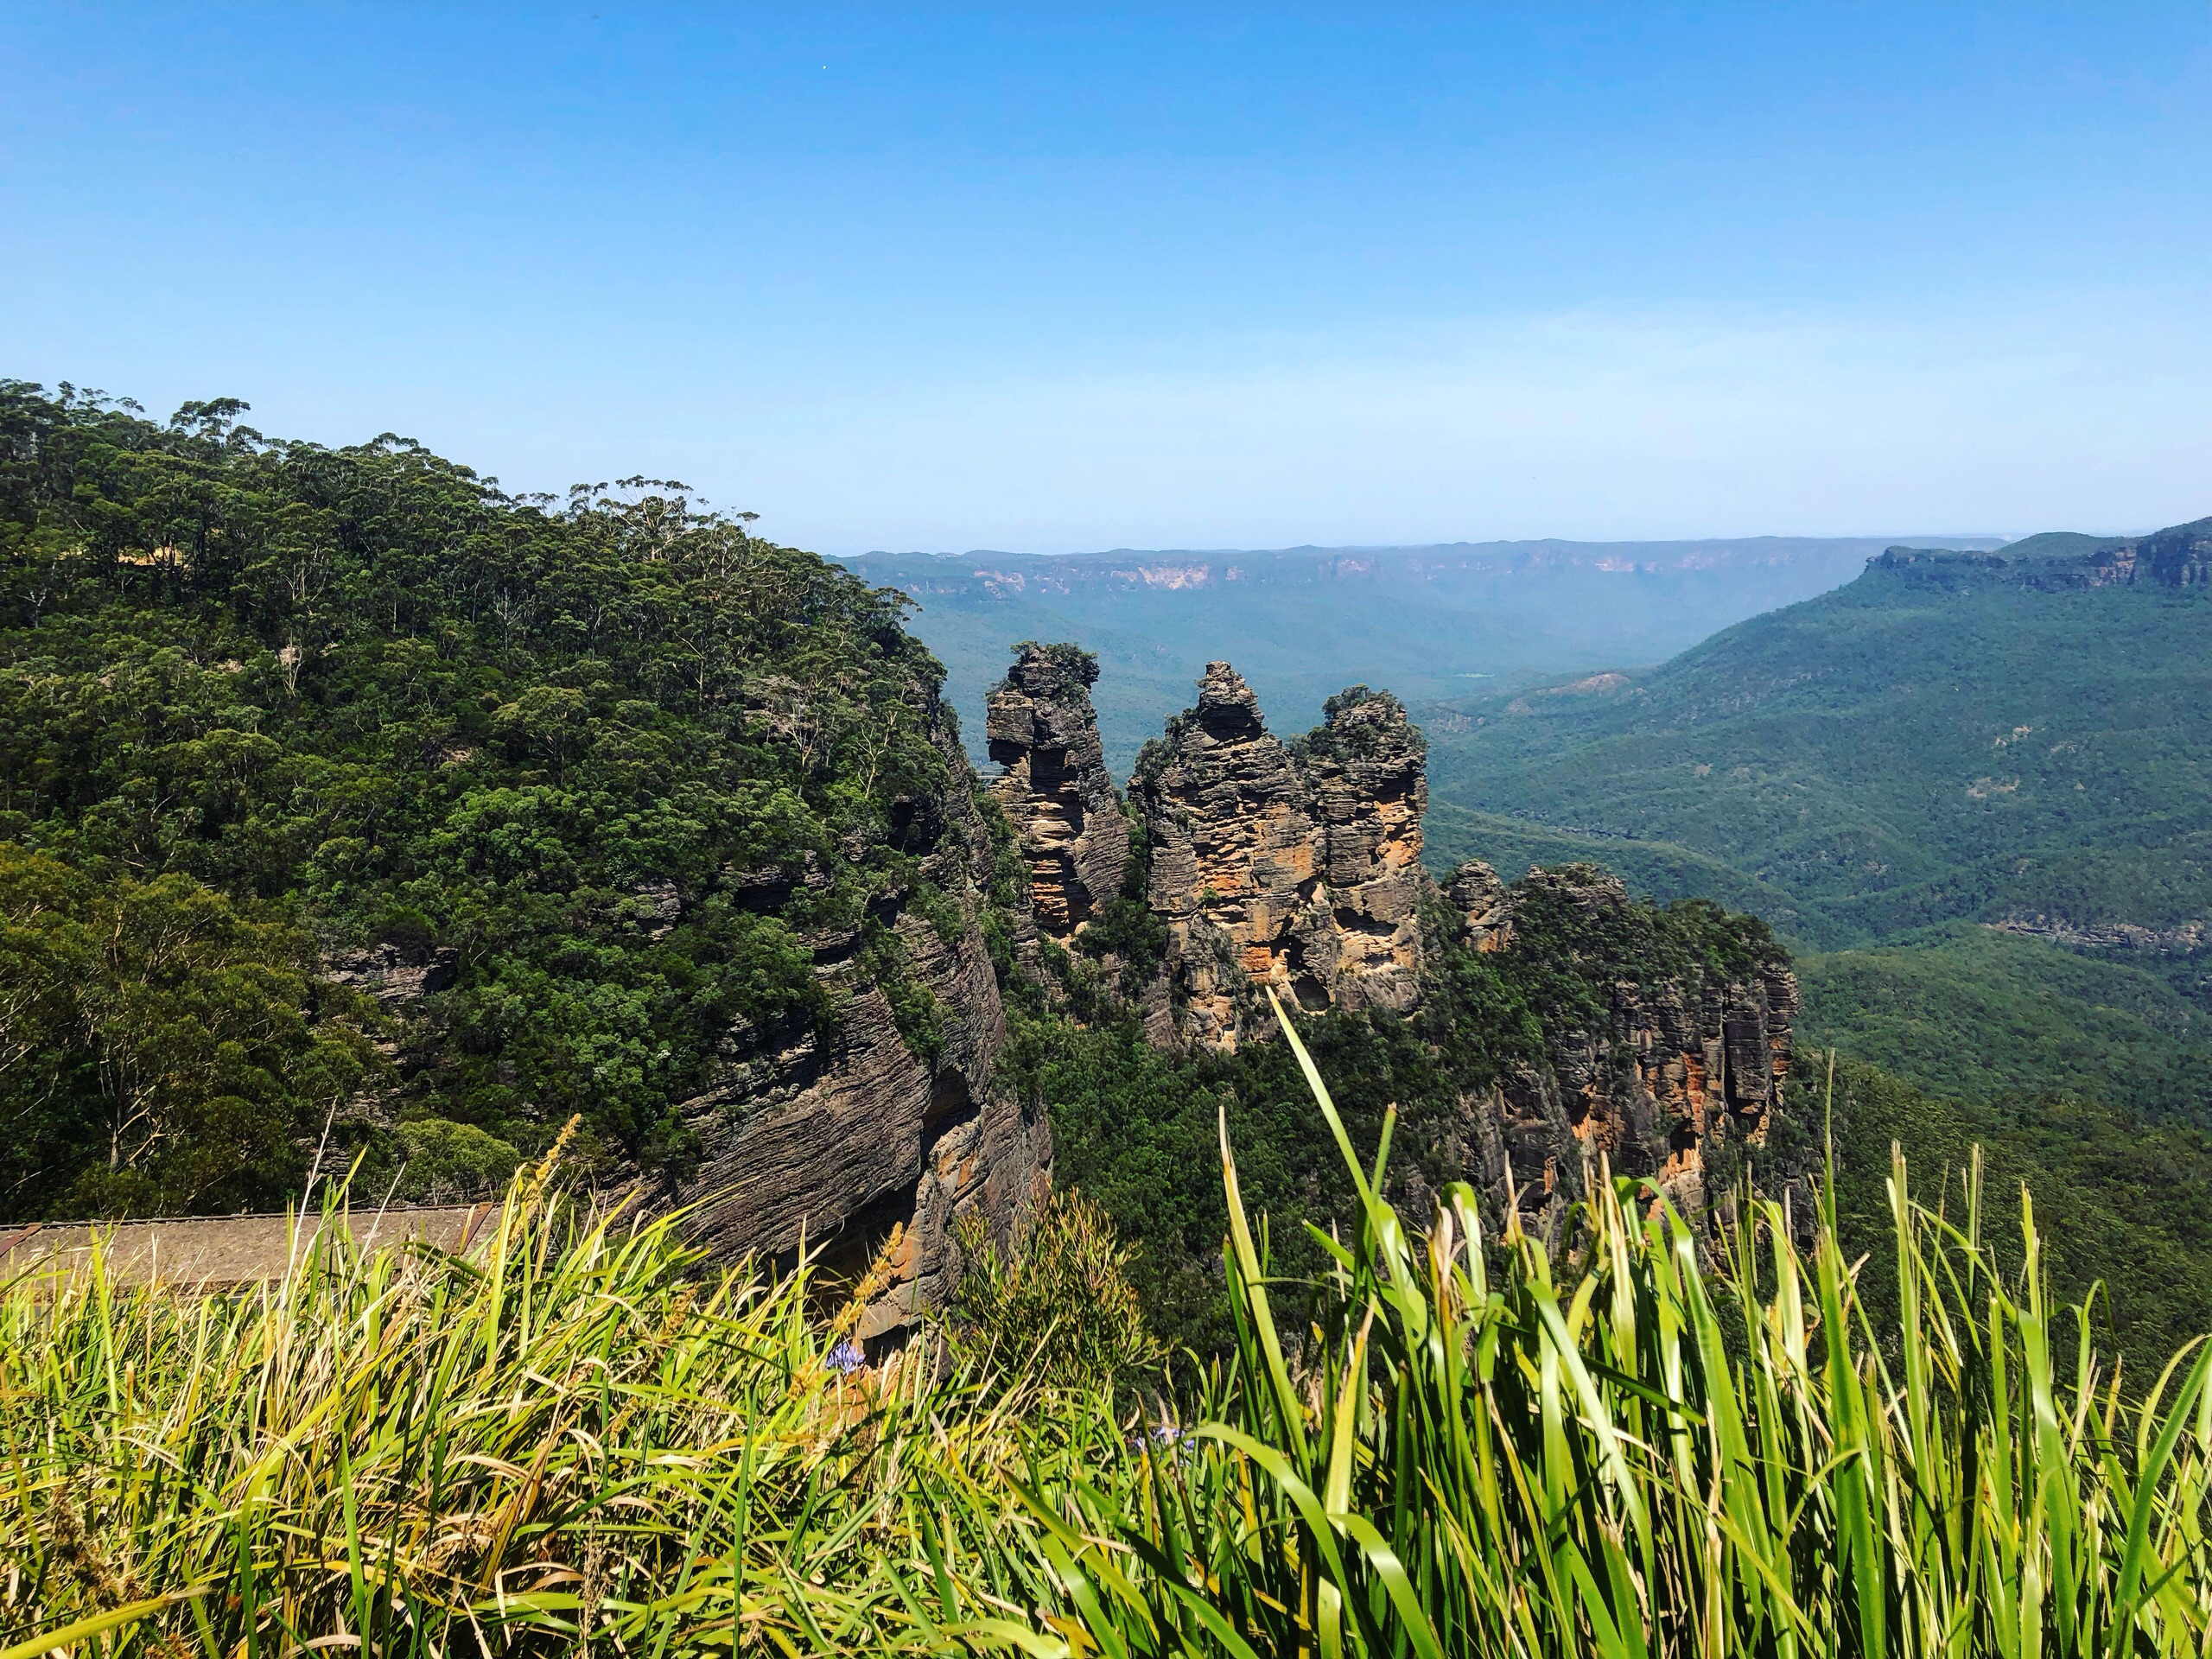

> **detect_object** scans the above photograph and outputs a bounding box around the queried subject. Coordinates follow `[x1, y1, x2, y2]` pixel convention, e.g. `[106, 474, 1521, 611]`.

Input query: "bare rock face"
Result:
[675, 695, 1048, 1353]
[2133, 517, 2212, 587]
[1446, 865, 1797, 1230]
[1294, 688, 1428, 1012]
[1129, 664, 1431, 1048]
[1443, 859, 1513, 952]
[1130, 663, 1320, 1048]
[986, 644, 1131, 943]
[321, 940, 458, 1007]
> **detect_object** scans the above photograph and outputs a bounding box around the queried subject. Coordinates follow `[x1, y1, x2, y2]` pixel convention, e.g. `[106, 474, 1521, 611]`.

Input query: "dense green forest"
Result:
[0, 381, 962, 1217]
[1421, 532, 2212, 1359]
[1422, 544, 2212, 951]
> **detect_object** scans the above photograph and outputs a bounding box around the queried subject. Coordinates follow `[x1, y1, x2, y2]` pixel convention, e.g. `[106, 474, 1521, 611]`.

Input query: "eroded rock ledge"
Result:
[1432, 862, 1798, 1227]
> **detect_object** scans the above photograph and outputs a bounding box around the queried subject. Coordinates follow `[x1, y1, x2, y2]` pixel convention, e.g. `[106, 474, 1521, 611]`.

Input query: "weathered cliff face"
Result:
[1128, 663, 1320, 1048]
[1294, 689, 1428, 1013]
[1872, 517, 2212, 592]
[1128, 664, 1428, 1048]
[2128, 517, 2212, 587]
[1434, 861, 1797, 1230]
[675, 698, 1048, 1352]
[1443, 859, 1513, 952]
[985, 645, 1131, 944]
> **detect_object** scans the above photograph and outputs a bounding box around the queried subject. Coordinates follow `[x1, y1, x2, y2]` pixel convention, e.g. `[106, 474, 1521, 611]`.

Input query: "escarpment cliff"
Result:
[675, 693, 1049, 1352]
[1872, 517, 2212, 591]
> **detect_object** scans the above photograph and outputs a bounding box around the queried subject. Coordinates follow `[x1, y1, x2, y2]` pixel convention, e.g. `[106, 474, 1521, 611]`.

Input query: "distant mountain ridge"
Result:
[843, 534, 2008, 772]
[1876, 516, 2212, 591]
[855, 533, 2011, 591]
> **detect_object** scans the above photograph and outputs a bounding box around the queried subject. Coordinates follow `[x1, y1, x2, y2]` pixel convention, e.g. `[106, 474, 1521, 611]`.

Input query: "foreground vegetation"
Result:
[9, 1005, 2212, 1656]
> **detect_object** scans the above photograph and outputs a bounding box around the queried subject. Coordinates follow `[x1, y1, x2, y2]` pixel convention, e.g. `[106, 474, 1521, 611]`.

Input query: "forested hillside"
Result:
[1422, 524, 2212, 1341]
[1422, 530, 2212, 954]
[0, 382, 966, 1219]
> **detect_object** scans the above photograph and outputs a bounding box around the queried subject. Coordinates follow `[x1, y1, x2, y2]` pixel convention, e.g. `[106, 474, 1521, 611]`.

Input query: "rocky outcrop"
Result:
[675, 695, 1048, 1354]
[1986, 915, 2210, 954]
[321, 940, 458, 1008]
[1434, 861, 1797, 1229]
[1129, 663, 1322, 1048]
[1295, 689, 1427, 1011]
[986, 644, 1131, 943]
[1444, 860, 1514, 952]
[1128, 664, 1428, 1048]
[2125, 518, 2212, 588]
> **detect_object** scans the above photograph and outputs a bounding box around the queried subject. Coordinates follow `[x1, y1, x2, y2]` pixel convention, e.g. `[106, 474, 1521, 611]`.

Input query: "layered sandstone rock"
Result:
[1430, 864, 1797, 1230]
[985, 644, 1131, 942]
[1443, 859, 1514, 952]
[1128, 664, 1430, 1048]
[1129, 663, 1322, 1048]
[675, 695, 1048, 1353]
[1295, 688, 1428, 1012]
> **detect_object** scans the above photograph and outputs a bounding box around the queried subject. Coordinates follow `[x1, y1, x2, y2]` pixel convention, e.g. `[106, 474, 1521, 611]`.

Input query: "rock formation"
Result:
[674, 694, 1049, 1355]
[1294, 688, 1428, 1013]
[1433, 861, 1797, 1229]
[984, 651, 1800, 1232]
[1128, 663, 1323, 1047]
[1127, 664, 1428, 1049]
[985, 644, 1132, 943]
[1443, 859, 1513, 952]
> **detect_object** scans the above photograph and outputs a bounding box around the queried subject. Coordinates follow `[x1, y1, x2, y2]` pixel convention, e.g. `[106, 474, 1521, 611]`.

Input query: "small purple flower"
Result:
[1129, 1423, 1189, 1460]
[827, 1337, 866, 1374]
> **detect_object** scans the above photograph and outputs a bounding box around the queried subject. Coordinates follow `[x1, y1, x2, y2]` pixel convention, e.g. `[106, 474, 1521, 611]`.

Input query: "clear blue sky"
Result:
[3, 4, 2204, 553]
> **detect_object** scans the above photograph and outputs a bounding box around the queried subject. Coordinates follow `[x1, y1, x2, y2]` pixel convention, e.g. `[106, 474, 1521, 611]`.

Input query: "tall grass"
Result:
[1028, 995, 2212, 1656]
[8, 999, 2212, 1656]
[0, 1154, 1109, 1657]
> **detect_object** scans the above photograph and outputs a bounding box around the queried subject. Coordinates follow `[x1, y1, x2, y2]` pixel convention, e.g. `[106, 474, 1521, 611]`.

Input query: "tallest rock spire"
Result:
[1128, 663, 1429, 1049]
[1129, 663, 1324, 1047]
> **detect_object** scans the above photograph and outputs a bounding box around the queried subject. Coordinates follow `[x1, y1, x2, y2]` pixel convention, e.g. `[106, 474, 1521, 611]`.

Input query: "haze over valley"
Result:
[850, 533, 2005, 771]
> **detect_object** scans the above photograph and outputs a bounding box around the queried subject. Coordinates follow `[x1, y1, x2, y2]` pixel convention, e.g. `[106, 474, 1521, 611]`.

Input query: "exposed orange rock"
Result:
[1129, 664, 1430, 1049]
[985, 644, 1131, 944]
[1439, 864, 1797, 1229]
